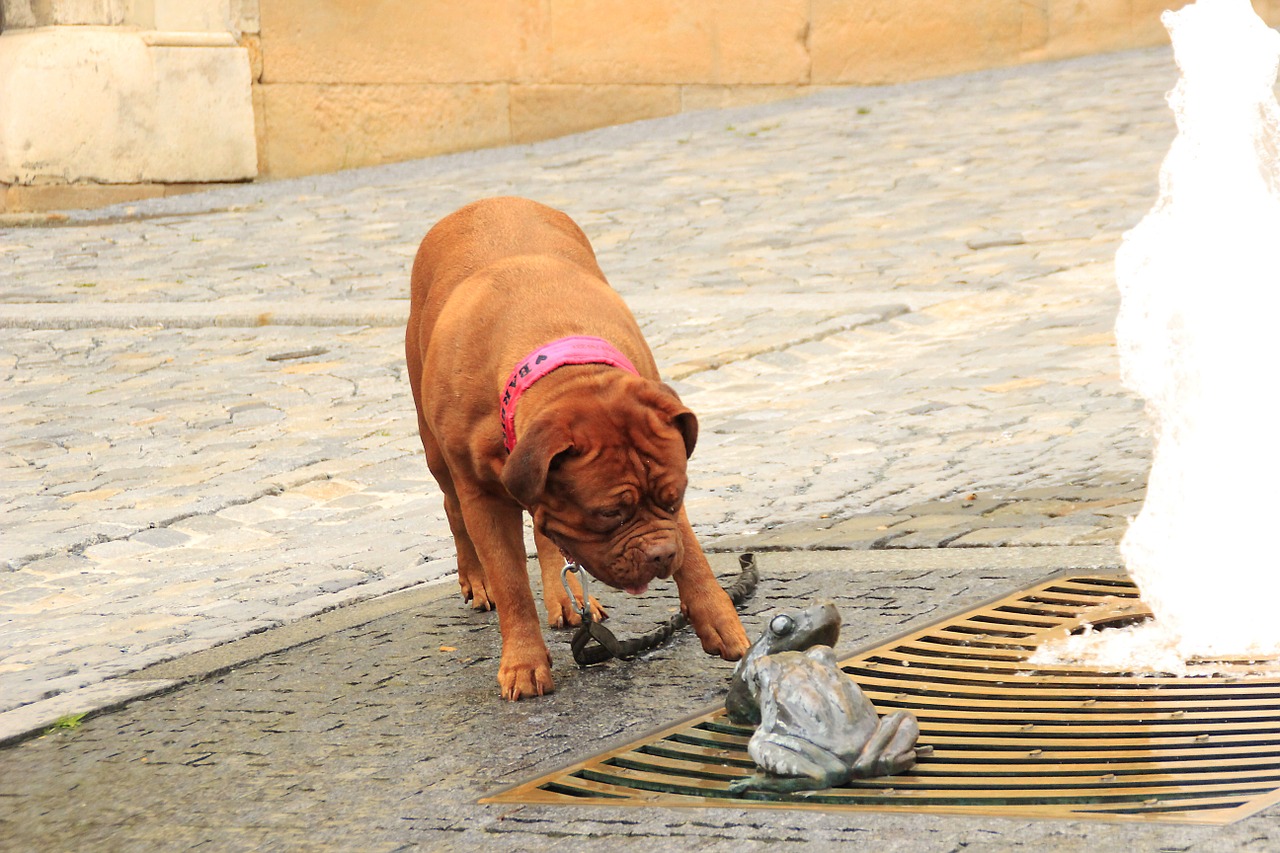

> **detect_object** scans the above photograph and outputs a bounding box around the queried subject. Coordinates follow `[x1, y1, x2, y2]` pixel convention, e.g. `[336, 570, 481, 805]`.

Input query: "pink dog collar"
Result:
[501, 336, 640, 452]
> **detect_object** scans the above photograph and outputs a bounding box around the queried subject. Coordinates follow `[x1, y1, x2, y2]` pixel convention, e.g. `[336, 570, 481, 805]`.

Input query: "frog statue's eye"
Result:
[769, 614, 795, 637]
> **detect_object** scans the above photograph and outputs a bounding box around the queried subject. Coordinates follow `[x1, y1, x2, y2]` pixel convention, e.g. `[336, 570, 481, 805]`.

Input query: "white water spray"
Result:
[1037, 0, 1280, 669]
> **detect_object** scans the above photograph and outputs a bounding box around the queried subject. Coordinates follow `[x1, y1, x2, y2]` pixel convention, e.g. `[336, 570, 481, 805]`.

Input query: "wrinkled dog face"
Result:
[502, 378, 698, 594]
[536, 425, 688, 594]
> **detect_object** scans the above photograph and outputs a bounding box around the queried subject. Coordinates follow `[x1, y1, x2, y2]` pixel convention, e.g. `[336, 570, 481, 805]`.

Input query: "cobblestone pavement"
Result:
[0, 47, 1171, 747]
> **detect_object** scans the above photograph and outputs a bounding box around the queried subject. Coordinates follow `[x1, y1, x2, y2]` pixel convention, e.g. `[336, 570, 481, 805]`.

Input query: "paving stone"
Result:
[130, 528, 193, 549]
[1007, 524, 1105, 547]
[886, 513, 978, 533]
[1071, 527, 1127, 545]
[985, 500, 1080, 521]
[946, 527, 1028, 548]
[900, 497, 1009, 516]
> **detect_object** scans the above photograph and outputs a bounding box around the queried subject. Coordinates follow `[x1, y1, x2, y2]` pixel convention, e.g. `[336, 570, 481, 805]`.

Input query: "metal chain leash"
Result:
[561, 553, 759, 666]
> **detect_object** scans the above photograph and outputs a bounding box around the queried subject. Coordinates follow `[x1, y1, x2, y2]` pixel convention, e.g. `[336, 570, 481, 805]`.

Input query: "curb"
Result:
[0, 545, 1121, 749]
[0, 300, 408, 330]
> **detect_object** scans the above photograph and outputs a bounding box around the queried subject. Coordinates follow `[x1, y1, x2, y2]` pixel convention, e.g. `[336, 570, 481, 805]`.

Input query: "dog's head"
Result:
[501, 376, 698, 594]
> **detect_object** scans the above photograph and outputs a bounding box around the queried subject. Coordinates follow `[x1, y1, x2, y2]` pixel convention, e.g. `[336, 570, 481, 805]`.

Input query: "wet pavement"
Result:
[0, 44, 1236, 850]
[9, 548, 1280, 851]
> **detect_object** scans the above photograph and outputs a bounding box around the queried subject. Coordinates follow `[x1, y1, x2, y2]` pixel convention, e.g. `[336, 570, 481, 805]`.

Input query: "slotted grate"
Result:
[482, 575, 1280, 824]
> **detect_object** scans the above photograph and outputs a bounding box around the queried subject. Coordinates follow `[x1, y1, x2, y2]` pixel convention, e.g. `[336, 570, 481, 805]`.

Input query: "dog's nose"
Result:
[645, 540, 678, 577]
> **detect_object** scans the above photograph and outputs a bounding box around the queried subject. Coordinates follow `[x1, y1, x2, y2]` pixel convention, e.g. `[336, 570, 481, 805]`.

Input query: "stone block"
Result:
[0, 27, 149, 183]
[1020, 0, 1051, 54]
[149, 0, 232, 32]
[1037, 0, 1139, 61]
[947, 527, 1025, 547]
[1092, 500, 1144, 518]
[131, 527, 192, 549]
[1131, 0, 1191, 45]
[0, 0, 127, 27]
[257, 83, 510, 178]
[258, 0, 525, 84]
[251, 82, 269, 180]
[680, 84, 818, 112]
[3, 183, 164, 214]
[898, 496, 1008, 516]
[229, 0, 258, 33]
[887, 514, 974, 533]
[542, 1, 702, 84]
[1008, 525, 1103, 547]
[884, 529, 970, 549]
[0, 27, 256, 184]
[739, 525, 831, 551]
[544, 0, 809, 85]
[809, 0, 1023, 85]
[82, 538, 154, 562]
[1071, 527, 1125, 545]
[710, 0, 810, 85]
[817, 528, 899, 550]
[241, 32, 263, 81]
[825, 515, 909, 532]
[509, 84, 681, 144]
[809, 515, 906, 549]
[147, 43, 258, 180]
[1260, 0, 1280, 27]
[985, 499, 1076, 520]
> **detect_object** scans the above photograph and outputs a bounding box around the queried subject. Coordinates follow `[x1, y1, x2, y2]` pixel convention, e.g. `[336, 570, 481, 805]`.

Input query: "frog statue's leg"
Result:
[729, 732, 854, 794]
[852, 710, 921, 778]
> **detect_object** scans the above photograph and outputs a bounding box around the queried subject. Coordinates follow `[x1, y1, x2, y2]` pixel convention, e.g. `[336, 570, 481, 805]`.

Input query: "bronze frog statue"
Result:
[726, 602, 922, 794]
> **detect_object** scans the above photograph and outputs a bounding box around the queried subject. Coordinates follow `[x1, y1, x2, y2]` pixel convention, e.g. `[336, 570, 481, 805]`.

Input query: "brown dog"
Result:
[406, 197, 750, 700]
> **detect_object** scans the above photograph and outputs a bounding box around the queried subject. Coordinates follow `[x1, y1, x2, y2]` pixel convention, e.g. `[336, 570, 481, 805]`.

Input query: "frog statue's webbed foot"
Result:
[852, 710, 921, 778]
[729, 735, 851, 795]
[728, 771, 833, 795]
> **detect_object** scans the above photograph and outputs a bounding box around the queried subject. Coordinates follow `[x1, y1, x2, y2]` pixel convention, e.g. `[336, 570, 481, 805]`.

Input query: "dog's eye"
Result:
[770, 615, 794, 637]
[594, 507, 629, 529]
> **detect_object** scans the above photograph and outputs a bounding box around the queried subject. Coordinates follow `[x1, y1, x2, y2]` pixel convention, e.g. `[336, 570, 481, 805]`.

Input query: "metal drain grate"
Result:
[482, 575, 1280, 824]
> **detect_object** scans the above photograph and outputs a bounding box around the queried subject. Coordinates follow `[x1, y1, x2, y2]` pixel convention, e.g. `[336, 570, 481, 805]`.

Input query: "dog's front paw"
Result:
[683, 598, 750, 661]
[545, 591, 607, 629]
[699, 619, 750, 661]
[497, 649, 555, 701]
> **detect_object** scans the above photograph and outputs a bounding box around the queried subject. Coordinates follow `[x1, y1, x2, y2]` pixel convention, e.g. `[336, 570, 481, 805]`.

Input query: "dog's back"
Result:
[409, 197, 603, 323]
[405, 196, 611, 435]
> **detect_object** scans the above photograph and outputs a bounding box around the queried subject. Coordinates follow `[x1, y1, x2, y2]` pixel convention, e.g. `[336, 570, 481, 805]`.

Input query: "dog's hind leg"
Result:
[534, 528, 606, 628]
[418, 424, 493, 611]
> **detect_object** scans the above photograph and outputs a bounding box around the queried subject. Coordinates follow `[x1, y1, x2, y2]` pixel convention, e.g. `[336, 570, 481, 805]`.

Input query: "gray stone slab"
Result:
[8, 545, 1274, 852]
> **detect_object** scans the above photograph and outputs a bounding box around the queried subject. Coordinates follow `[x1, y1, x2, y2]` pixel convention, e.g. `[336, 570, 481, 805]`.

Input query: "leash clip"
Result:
[560, 559, 590, 621]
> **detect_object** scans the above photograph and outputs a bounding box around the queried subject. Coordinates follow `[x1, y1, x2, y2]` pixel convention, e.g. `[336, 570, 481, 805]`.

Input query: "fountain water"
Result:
[1035, 0, 1280, 670]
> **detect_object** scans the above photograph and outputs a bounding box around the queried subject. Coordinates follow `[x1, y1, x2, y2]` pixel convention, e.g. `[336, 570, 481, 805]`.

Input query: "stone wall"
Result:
[6, 0, 1280, 211]
[250, 0, 1280, 179]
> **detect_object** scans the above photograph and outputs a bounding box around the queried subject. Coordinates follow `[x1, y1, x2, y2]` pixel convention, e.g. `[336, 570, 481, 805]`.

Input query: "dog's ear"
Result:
[501, 416, 574, 508]
[672, 407, 698, 459]
[651, 382, 698, 458]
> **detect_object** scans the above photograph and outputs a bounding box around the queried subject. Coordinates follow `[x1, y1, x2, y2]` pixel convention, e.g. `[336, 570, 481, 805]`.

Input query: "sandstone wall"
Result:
[251, 0, 1280, 178]
[6, 0, 1280, 211]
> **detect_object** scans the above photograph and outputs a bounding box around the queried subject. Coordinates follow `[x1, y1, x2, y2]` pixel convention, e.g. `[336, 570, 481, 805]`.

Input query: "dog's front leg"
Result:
[459, 490, 555, 700]
[672, 511, 750, 661]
